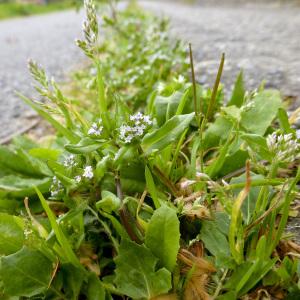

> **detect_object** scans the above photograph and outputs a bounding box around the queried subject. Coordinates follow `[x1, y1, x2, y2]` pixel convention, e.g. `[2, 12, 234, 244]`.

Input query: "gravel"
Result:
[0, 10, 85, 142]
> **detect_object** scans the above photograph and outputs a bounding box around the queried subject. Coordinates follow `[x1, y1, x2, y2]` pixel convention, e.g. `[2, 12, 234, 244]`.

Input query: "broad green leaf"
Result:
[142, 113, 194, 155]
[0, 247, 53, 297]
[0, 146, 46, 177]
[199, 219, 230, 258]
[29, 148, 61, 162]
[114, 239, 171, 299]
[155, 91, 183, 126]
[145, 205, 180, 271]
[0, 199, 20, 214]
[96, 191, 121, 213]
[241, 134, 272, 161]
[61, 264, 85, 299]
[86, 273, 105, 300]
[227, 71, 245, 107]
[203, 116, 233, 150]
[0, 213, 24, 255]
[0, 176, 51, 198]
[240, 90, 282, 135]
[65, 137, 105, 154]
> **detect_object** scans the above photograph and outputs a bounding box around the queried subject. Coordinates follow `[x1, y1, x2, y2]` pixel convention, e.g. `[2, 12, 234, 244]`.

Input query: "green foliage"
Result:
[145, 205, 180, 272]
[114, 239, 172, 299]
[0, 1, 299, 299]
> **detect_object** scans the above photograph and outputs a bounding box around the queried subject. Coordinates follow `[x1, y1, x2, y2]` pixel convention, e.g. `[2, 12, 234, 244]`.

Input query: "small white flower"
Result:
[119, 113, 152, 144]
[88, 119, 103, 137]
[83, 166, 94, 179]
[75, 175, 82, 183]
[24, 228, 33, 239]
[157, 82, 165, 93]
[63, 154, 77, 167]
[50, 176, 63, 197]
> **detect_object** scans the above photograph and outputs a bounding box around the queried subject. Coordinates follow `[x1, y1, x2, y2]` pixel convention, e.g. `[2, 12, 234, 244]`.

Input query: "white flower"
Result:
[266, 132, 299, 163]
[75, 175, 82, 183]
[88, 119, 103, 136]
[50, 176, 63, 197]
[119, 113, 152, 144]
[63, 154, 77, 167]
[83, 166, 94, 179]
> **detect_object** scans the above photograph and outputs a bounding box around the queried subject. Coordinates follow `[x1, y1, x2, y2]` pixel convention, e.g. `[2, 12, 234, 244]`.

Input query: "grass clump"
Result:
[0, 1, 74, 20]
[0, 0, 300, 299]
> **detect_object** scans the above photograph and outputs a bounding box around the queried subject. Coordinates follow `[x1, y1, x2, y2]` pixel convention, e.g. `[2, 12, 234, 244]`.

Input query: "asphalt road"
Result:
[0, 10, 85, 142]
[0, 1, 300, 142]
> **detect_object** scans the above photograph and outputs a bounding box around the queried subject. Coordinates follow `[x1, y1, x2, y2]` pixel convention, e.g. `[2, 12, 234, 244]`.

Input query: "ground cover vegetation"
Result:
[0, 0, 300, 299]
[0, 0, 77, 20]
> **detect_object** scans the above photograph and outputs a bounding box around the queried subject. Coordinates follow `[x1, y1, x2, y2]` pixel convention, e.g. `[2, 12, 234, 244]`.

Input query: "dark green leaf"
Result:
[227, 71, 245, 107]
[65, 137, 105, 154]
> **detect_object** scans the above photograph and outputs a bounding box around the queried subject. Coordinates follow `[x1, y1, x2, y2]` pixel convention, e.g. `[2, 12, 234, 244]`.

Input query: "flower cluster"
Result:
[88, 119, 103, 136]
[63, 154, 77, 168]
[267, 132, 300, 163]
[119, 112, 152, 144]
[50, 176, 64, 197]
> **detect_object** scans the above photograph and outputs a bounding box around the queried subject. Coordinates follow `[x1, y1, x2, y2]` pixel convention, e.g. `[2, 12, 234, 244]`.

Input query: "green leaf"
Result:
[0, 176, 51, 198]
[145, 205, 180, 271]
[277, 108, 294, 134]
[0, 247, 53, 297]
[61, 263, 85, 299]
[145, 166, 160, 209]
[199, 219, 230, 258]
[29, 148, 61, 162]
[241, 134, 272, 161]
[203, 116, 233, 150]
[86, 273, 105, 300]
[142, 113, 194, 155]
[65, 137, 105, 154]
[114, 239, 171, 299]
[96, 191, 121, 213]
[227, 71, 245, 107]
[35, 187, 82, 269]
[240, 90, 282, 135]
[0, 213, 24, 255]
[0, 146, 48, 177]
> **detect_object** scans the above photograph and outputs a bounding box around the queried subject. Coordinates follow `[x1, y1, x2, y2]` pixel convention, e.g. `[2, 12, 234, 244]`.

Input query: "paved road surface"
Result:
[1, 2, 300, 141]
[141, 1, 300, 106]
[0, 10, 85, 142]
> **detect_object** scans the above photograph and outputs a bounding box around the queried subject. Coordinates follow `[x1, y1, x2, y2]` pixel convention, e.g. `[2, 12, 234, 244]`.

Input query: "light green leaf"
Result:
[200, 219, 230, 257]
[227, 71, 245, 107]
[35, 187, 82, 269]
[145, 205, 180, 272]
[142, 113, 194, 155]
[0, 247, 53, 297]
[0, 213, 24, 255]
[0, 176, 51, 198]
[240, 90, 282, 135]
[65, 137, 105, 154]
[114, 239, 171, 299]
